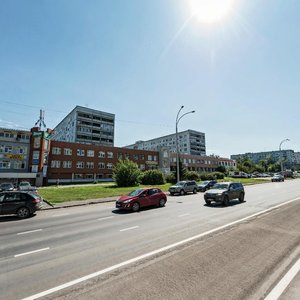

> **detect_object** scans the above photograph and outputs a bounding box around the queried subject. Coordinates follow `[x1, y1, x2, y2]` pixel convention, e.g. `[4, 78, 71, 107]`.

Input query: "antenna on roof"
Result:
[34, 109, 47, 130]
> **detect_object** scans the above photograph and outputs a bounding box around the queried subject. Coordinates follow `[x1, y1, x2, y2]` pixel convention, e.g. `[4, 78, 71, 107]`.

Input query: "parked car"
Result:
[204, 182, 245, 206]
[116, 188, 167, 212]
[168, 180, 198, 196]
[271, 174, 284, 182]
[0, 182, 14, 192]
[197, 180, 217, 192]
[0, 191, 43, 218]
[18, 181, 37, 192]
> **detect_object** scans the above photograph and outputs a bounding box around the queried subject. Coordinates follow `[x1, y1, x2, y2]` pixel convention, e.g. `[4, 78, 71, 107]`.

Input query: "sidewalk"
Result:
[42, 196, 117, 210]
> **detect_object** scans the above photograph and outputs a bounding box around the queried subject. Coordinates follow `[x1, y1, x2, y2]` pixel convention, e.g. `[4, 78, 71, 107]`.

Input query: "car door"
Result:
[139, 190, 150, 208]
[1, 193, 24, 215]
[229, 184, 239, 200]
[148, 188, 160, 206]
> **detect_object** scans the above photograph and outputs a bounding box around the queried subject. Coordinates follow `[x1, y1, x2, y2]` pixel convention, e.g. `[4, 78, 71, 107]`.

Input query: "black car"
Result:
[0, 191, 43, 218]
[197, 180, 217, 192]
[0, 182, 14, 192]
[204, 182, 245, 206]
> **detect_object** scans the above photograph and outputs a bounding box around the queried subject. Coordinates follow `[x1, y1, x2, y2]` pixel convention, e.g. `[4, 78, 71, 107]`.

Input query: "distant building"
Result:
[125, 129, 206, 156]
[0, 127, 36, 184]
[51, 106, 115, 147]
[231, 150, 298, 170]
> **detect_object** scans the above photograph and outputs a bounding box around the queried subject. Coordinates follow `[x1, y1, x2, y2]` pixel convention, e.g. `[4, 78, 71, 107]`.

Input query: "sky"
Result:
[0, 0, 299, 158]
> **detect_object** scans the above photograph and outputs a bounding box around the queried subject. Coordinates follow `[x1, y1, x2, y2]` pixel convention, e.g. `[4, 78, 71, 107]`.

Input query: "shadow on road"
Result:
[0, 214, 36, 222]
[204, 200, 247, 208]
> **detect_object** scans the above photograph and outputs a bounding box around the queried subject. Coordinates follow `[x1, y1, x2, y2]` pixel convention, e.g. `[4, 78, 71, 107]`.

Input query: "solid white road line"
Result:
[23, 197, 300, 300]
[14, 247, 50, 258]
[178, 213, 190, 217]
[119, 226, 139, 232]
[264, 258, 300, 300]
[17, 229, 43, 235]
[97, 216, 114, 221]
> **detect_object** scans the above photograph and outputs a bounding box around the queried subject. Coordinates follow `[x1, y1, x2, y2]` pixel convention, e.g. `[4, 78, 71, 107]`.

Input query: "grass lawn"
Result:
[37, 177, 268, 205]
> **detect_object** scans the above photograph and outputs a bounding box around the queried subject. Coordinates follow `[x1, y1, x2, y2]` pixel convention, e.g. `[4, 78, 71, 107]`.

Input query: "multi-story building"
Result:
[0, 127, 36, 184]
[231, 150, 297, 170]
[51, 106, 115, 147]
[125, 129, 206, 156]
[46, 141, 159, 184]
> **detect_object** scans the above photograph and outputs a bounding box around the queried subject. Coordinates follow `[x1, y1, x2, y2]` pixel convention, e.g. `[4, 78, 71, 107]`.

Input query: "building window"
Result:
[98, 162, 105, 169]
[15, 146, 27, 154]
[140, 164, 145, 170]
[133, 154, 139, 160]
[107, 163, 113, 169]
[153, 155, 157, 161]
[107, 151, 113, 158]
[98, 151, 105, 158]
[51, 160, 61, 168]
[64, 148, 72, 155]
[34, 137, 41, 148]
[125, 153, 130, 159]
[77, 149, 85, 156]
[0, 160, 10, 169]
[52, 147, 61, 155]
[63, 161, 72, 168]
[74, 174, 83, 179]
[86, 162, 94, 169]
[14, 161, 26, 169]
[76, 161, 84, 169]
[87, 150, 94, 157]
[118, 153, 123, 159]
[86, 174, 94, 179]
[33, 151, 40, 160]
[140, 154, 145, 160]
[31, 165, 38, 173]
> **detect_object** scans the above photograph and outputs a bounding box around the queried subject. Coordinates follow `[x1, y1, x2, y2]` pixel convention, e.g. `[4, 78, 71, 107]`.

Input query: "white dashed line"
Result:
[120, 226, 139, 232]
[264, 258, 300, 300]
[51, 213, 70, 217]
[178, 213, 191, 217]
[14, 247, 50, 258]
[97, 216, 114, 221]
[17, 229, 43, 235]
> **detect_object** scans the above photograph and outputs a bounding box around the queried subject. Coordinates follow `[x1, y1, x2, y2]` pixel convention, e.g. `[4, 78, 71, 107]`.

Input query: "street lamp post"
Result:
[279, 138, 290, 173]
[175, 106, 195, 183]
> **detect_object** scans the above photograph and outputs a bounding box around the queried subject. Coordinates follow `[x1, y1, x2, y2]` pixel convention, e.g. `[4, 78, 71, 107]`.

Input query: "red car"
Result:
[116, 188, 167, 212]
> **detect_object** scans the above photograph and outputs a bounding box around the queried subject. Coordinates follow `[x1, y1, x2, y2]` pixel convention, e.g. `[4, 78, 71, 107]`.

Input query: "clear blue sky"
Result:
[0, 0, 299, 158]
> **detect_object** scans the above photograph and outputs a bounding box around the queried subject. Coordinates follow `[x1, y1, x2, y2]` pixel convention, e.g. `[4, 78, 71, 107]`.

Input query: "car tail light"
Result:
[32, 198, 41, 203]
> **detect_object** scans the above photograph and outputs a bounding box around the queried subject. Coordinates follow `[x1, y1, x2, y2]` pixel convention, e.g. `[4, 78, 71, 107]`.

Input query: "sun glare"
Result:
[189, 0, 235, 24]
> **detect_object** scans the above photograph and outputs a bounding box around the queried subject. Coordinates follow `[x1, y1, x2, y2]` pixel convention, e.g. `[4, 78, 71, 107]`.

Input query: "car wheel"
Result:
[17, 207, 30, 218]
[205, 200, 211, 206]
[132, 202, 140, 212]
[239, 193, 245, 203]
[180, 190, 185, 196]
[193, 188, 197, 194]
[223, 196, 229, 206]
[159, 198, 166, 207]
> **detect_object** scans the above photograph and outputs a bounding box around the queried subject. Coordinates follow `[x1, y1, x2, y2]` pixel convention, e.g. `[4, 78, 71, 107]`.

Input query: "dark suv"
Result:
[204, 182, 245, 206]
[0, 191, 43, 218]
[168, 181, 198, 196]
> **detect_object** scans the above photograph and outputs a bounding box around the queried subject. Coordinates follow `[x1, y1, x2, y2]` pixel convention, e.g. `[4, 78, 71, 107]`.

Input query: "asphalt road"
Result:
[1, 180, 300, 300]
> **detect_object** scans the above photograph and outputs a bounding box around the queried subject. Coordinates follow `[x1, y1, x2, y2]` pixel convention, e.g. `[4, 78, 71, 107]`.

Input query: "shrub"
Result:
[141, 170, 165, 185]
[164, 172, 176, 184]
[113, 159, 142, 187]
[183, 171, 200, 181]
[213, 172, 225, 179]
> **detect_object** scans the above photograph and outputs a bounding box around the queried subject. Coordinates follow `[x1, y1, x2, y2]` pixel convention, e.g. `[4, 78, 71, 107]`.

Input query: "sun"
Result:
[189, 0, 235, 24]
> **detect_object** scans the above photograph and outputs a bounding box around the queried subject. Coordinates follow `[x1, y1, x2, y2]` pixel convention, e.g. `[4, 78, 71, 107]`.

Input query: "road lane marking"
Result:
[23, 196, 300, 300]
[178, 213, 190, 217]
[14, 247, 50, 258]
[17, 229, 43, 235]
[97, 216, 114, 221]
[120, 226, 139, 232]
[51, 213, 70, 217]
[264, 257, 300, 300]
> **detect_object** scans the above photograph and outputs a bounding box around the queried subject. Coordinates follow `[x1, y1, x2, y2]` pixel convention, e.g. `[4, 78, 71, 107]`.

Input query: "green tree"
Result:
[113, 159, 142, 187]
[184, 171, 199, 181]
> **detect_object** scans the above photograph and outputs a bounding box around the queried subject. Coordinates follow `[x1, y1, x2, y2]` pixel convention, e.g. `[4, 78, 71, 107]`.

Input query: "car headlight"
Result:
[123, 199, 132, 204]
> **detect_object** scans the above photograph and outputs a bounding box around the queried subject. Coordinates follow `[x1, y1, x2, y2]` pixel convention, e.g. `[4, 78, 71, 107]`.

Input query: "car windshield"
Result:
[175, 182, 185, 186]
[19, 182, 29, 186]
[200, 181, 210, 185]
[128, 189, 145, 196]
[212, 183, 229, 189]
[1, 183, 12, 188]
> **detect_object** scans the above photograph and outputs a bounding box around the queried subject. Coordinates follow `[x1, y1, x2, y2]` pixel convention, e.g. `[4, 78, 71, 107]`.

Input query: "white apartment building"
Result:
[125, 129, 206, 156]
[51, 106, 115, 147]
